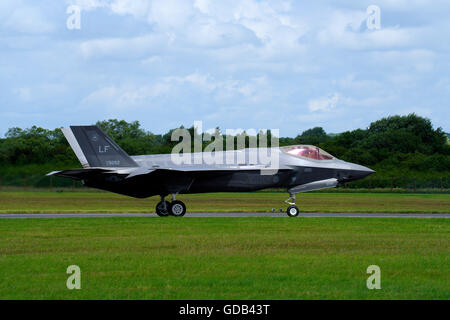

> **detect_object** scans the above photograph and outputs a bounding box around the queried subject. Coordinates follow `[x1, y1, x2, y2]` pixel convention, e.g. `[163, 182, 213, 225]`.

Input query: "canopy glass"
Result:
[282, 145, 334, 160]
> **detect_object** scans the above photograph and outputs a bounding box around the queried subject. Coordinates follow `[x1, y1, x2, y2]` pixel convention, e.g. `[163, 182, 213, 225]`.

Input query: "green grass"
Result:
[0, 191, 449, 213]
[0, 218, 448, 299]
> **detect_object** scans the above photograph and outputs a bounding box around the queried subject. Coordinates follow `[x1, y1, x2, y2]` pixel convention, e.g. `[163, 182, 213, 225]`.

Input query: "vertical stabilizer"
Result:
[62, 126, 138, 168]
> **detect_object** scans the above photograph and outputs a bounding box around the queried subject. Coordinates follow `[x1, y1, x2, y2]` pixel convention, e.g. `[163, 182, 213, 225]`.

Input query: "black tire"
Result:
[286, 205, 299, 217]
[169, 200, 186, 217]
[156, 200, 171, 217]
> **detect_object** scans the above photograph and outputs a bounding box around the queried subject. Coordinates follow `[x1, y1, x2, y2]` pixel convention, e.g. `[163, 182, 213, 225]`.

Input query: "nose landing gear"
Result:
[155, 194, 187, 217]
[285, 193, 300, 217]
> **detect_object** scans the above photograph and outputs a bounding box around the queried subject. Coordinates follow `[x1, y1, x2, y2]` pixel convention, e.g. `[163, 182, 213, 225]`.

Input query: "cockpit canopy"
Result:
[282, 145, 334, 160]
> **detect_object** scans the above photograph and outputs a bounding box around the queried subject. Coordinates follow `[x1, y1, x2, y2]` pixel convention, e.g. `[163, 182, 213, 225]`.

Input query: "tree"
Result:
[366, 113, 447, 154]
[295, 127, 329, 145]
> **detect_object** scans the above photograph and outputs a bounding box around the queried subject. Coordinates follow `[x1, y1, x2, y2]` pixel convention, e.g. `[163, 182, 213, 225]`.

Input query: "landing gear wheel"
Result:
[286, 205, 299, 217]
[156, 200, 171, 217]
[169, 200, 186, 217]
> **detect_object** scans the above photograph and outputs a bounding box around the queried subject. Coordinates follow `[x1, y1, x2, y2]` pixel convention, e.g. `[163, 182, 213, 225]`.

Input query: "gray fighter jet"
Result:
[48, 126, 374, 217]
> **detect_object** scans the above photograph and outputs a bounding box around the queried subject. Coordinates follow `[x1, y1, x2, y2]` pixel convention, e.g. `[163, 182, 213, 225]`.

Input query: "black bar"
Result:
[1, 300, 447, 318]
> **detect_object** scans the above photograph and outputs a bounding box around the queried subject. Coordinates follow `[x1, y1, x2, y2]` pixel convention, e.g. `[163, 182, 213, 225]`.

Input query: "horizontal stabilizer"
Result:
[47, 168, 114, 180]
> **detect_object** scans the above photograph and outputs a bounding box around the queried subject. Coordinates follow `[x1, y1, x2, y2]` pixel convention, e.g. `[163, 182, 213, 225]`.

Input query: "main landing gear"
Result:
[285, 193, 300, 217]
[155, 194, 186, 217]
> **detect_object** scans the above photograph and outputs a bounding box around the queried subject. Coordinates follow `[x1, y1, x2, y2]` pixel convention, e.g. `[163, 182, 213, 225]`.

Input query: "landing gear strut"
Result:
[285, 193, 300, 217]
[155, 195, 170, 217]
[155, 194, 187, 217]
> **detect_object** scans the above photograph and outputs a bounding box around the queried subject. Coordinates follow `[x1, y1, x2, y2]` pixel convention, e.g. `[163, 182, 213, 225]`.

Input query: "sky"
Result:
[0, 0, 449, 137]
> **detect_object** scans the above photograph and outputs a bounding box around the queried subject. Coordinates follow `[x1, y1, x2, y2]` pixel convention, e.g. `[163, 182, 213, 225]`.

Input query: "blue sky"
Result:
[1, 0, 449, 137]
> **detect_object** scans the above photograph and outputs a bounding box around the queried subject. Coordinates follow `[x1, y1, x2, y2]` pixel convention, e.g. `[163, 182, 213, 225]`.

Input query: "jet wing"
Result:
[47, 163, 272, 181]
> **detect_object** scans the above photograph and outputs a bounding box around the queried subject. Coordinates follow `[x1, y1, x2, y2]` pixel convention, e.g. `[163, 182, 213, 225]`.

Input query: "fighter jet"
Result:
[48, 126, 375, 217]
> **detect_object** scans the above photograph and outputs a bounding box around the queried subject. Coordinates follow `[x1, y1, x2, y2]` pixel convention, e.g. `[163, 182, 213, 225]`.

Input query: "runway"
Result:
[0, 212, 448, 218]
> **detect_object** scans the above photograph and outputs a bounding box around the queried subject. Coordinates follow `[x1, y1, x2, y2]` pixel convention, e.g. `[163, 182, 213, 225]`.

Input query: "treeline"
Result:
[0, 114, 449, 189]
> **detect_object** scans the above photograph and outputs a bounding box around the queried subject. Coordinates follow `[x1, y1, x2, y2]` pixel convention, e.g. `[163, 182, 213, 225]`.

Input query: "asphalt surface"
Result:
[0, 212, 448, 218]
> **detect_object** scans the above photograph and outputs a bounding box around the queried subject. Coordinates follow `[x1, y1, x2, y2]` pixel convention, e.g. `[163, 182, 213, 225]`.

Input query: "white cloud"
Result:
[1, 2, 54, 34]
[147, 0, 194, 28]
[337, 74, 381, 91]
[13, 87, 31, 102]
[81, 83, 171, 109]
[79, 72, 272, 114]
[163, 72, 270, 101]
[193, 0, 210, 13]
[369, 49, 436, 74]
[141, 55, 161, 65]
[110, 0, 150, 17]
[79, 34, 167, 58]
[184, 20, 258, 48]
[308, 93, 340, 112]
[66, 0, 109, 11]
[318, 23, 415, 50]
[164, 72, 215, 91]
[69, 0, 305, 54]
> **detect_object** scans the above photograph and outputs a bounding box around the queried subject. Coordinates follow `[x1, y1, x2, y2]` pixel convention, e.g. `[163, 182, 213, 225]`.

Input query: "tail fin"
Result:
[62, 125, 138, 168]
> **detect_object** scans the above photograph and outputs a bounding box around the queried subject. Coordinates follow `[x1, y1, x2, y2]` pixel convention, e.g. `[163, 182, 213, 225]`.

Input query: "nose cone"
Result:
[338, 163, 375, 182]
[351, 163, 375, 176]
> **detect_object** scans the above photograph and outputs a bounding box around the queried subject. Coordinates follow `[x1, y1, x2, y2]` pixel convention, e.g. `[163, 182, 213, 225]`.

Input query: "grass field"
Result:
[0, 217, 448, 299]
[0, 191, 449, 213]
